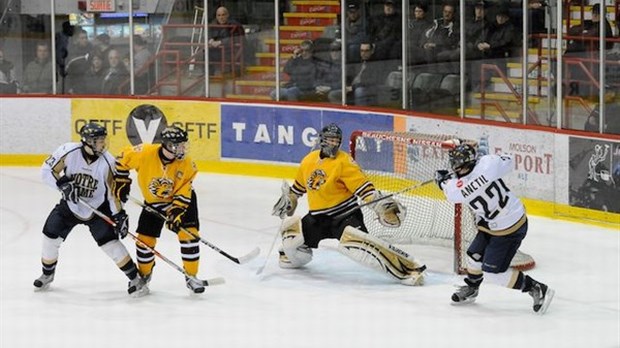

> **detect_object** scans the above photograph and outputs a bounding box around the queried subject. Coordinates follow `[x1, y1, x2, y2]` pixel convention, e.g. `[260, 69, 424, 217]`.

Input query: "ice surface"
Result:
[1, 167, 618, 348]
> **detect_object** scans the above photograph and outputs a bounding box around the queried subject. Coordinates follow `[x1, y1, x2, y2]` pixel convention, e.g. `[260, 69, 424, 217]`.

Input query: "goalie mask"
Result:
[449, 144, 477, 176]
[79, 122, 108, 157]
[161, 126, 189, 160]
[319, 123, 342, 158]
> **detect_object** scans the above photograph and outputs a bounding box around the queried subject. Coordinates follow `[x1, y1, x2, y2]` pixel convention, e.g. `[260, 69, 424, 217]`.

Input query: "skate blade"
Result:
[536, 288, 555, 315]
[130, 286, 150, 298]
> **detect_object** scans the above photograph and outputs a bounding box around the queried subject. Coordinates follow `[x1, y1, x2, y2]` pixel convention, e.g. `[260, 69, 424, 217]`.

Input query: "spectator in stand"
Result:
[69, 29, 94, 59]
[421, 3, 459, 68]
[95, 33, 112, 68]
[407, 3, 432, 67]
[329, 41, 388, 106]
[271, 40, 318, 101]
[0, 49, 18, 94]
[22, 42, 53, 94]
[207, 6, 245, 75]
[369, 0, 402, 61]
[82, 52, 106, 95]
[65, 29, 94, 94]
[102, 49, 129, 95]
[470, 5, 517, 90]
[566, 3, 613, 53]
[55, 21, 74, 93]
[345, 1, 369, 63]
[133, 35, 152, 95]
[315, 40, 343, 102]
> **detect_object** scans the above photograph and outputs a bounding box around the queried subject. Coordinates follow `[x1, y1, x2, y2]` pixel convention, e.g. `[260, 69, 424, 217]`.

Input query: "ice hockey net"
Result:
[349, 130, 535, 274]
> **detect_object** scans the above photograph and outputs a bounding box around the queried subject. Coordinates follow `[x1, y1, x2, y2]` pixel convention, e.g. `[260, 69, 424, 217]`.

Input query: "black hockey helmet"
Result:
[449, 143, 477, 176]
[160, 126, 189, 160]
[79, 122, 108, 156]
[319, 123, 342, 158]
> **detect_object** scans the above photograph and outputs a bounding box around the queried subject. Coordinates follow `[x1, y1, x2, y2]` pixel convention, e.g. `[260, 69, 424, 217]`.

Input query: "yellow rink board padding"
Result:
[1, 154, 618, 230]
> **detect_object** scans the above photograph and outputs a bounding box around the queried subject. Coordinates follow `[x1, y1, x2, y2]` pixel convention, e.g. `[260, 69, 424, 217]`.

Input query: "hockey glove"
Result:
[57, 176, 79, 204]
[113, 175, 132, 203]
[272, 181, 298, 219]
[435, 170, 452, 189]
[166, 205, 186, 233]
[372, 192, 406, 228]
[112, 210, 129, 239]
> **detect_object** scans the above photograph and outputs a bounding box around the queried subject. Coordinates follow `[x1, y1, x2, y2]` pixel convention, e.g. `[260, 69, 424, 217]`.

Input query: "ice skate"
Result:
[33, 273, 55, 291]
[529, 281, 554, 314]
[185, 276, 205, 294]
[451, 285, 479, 304]
[128, 275, 149, 297]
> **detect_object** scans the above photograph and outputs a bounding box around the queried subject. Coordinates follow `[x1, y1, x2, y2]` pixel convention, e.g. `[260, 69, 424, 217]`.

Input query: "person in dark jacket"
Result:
[328, 41, 388, 106]
[271, 40, 318, 101]
[315, 40, 343, 102]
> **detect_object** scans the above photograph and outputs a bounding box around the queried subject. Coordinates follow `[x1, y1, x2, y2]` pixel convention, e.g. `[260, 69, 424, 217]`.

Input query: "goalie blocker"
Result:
[278, 216, 425, 286]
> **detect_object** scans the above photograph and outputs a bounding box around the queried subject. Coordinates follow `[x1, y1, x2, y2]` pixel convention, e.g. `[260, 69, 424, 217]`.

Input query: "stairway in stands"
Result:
[228, 1, 340, 100]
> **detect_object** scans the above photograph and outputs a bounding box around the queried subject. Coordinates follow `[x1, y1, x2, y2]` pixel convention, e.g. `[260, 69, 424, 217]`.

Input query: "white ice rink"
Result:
[1, 167, 618, 348]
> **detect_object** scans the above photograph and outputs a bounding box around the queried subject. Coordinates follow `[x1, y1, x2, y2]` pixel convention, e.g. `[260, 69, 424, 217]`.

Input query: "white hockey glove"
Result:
[272, 181, 299, 219]
[370, 191, 406, 228]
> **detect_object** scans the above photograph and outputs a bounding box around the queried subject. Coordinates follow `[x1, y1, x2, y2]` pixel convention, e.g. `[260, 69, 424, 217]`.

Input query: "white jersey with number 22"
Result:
[441, 154, 525, 231]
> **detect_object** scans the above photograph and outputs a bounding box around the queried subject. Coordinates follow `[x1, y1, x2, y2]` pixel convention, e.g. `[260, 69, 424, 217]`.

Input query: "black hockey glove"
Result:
[166, 205, 186, 233]
[435, 170, 452, 189]
[112, 210, 129, 239]
[113, 175, 132, 203]
[57, 176, 79, 203]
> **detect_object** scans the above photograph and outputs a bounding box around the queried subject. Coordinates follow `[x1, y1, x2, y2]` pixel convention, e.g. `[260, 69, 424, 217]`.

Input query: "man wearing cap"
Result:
[369, 0, 402, 61]
[345, 1, 368, 63]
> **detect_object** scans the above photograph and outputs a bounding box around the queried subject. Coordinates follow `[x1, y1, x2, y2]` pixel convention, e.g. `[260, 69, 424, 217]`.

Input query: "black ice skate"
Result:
[185, 276, 205, 294]
[128, 275, 149, 297]
[33, 273, 55, 291]
[451, 285, 479, 304]
[529, 281, 555, 314]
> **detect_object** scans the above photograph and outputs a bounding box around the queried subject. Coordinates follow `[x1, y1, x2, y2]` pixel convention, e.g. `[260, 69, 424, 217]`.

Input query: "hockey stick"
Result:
[333, 177, 439, 220]
[77, 199, 225, 287]
[256, 215, 285, 276]
[127, 195, 260, 265]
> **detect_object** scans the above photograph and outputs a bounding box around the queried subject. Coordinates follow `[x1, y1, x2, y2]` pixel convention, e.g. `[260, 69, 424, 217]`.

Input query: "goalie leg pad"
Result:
[338, 226, 425, 286]
[279, 216, 313, 269]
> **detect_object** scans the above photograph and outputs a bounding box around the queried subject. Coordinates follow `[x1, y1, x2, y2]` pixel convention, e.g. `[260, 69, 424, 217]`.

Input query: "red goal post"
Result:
[349, 130, 535, 274]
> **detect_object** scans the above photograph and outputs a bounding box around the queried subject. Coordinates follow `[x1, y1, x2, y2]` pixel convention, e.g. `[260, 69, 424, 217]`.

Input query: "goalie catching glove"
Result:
[272, 181, 299, 219]
[366, 191, 406, 228]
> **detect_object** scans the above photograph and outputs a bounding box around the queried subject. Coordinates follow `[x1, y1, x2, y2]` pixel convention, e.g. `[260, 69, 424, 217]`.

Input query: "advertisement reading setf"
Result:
[71, 99, 221, 161]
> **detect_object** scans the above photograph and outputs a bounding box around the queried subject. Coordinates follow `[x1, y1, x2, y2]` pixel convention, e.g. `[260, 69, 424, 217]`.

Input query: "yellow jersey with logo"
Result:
[115, 143, 197, 209]
[291, 150, 375, 216]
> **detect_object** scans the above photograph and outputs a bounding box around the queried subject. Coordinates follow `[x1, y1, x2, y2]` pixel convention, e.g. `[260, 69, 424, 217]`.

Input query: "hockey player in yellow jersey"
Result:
[272, 123, 426, 285]
[114, 126, 205, 294]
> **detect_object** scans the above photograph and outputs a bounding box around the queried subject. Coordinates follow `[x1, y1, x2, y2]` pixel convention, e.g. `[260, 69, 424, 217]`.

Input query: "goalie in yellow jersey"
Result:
[272, 124, 426, 285]
[114, 126, 206, 294]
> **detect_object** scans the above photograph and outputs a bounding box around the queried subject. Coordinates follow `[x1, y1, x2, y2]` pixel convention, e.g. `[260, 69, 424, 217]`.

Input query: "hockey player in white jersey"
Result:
[34, 122, 146, 296]
[435, 142, 554, 314]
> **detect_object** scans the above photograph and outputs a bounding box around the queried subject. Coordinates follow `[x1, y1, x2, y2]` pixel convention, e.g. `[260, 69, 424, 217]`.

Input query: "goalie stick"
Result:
[333, 177, 442, 221]
[77, 199, 225, 287]
[127, 195, 260, 265]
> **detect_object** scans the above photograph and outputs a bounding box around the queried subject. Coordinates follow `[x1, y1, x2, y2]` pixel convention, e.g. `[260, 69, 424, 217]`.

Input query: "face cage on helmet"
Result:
[163, 140, 189, 160]
[84, 136, 108, 156]
[320, 136, 341, 157]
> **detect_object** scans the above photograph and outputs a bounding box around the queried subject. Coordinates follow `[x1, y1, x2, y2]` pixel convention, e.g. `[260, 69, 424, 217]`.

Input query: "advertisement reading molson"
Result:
[71, 99, 221, 161]
[220, 105, 394, 164]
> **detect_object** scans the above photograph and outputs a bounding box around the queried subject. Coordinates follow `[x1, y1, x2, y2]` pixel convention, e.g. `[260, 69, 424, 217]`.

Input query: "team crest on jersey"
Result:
[148, 177, 174, 198]
[307, 169, 327, 190]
